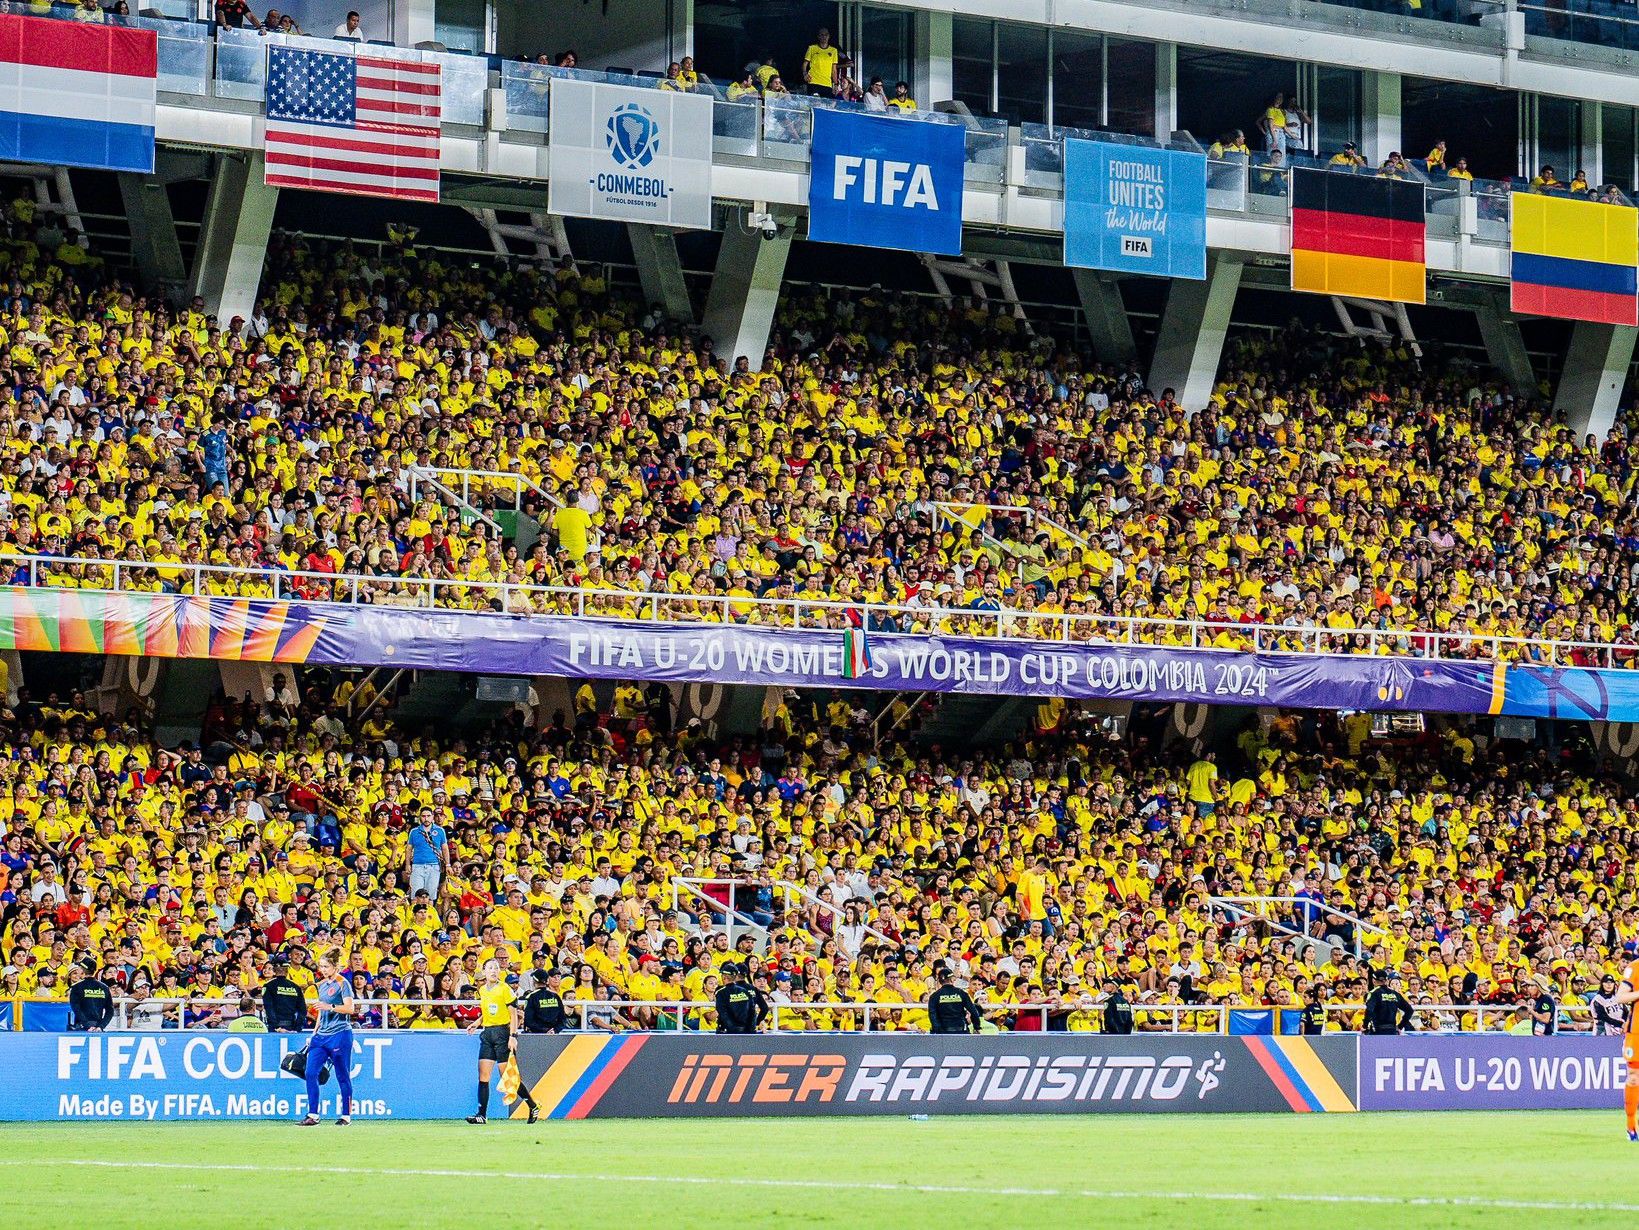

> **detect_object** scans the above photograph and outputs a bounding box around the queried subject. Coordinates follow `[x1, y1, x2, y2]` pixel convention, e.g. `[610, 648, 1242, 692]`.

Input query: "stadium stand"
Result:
[0, 226, 1634, 665]
[0, 670, 1623, 1033]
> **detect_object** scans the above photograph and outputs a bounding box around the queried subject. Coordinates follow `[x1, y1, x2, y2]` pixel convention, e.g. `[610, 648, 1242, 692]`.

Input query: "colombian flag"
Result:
[1290, 170, 1425, 304]
[1510, 193, 1638, 326]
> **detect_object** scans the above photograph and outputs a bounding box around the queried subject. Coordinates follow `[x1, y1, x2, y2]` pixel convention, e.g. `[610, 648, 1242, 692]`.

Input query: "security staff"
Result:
[1300, 987, 1327, 1035]
[67, 961, 114, 1031]
[522, 967, 567, 1033]
[262, 955, 308, 1032]
[714, 963, 767, 1034]
[1099, 977, 1134, 1035]
[926, 963, 983, 1034]
[1363, 970, 1414, 1035]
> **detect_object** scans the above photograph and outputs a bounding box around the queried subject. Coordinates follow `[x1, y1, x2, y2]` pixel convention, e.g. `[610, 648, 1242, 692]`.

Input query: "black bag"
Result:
[280, 1044, 332, 1085]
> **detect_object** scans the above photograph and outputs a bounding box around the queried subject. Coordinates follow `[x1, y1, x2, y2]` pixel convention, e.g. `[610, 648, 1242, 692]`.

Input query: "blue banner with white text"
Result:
[0, 1031, 473, 1120]
[807, 108, 964, 255]
[1064, 139, 1207, 280]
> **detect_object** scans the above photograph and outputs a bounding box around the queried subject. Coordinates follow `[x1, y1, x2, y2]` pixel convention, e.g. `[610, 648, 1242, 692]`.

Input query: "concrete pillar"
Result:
[394, 0, 434, 48]
[914, 11, 952, 109]
[1154, 42, 1178, 143]
[628, 223, 693, 324]
[702, 209, 792, 372]
[668, 0, 693, 62]
[188, 151, 278, 327]
[1147, 251, 1242, 413]
[1361, 71, 1402, 164]
[1554, 321, 1637, 442]
[1578, 100, 1602, 188]
[1072, 269, 1136, 365]
[1473, 291, 1537, 398]
[118, 173, 188, 303]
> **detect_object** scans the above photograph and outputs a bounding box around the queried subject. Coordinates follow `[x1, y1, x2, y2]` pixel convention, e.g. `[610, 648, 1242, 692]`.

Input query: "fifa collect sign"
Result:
[547, 78, 712, 229]
[1064, 139, 1207, 280]
[808, 109, 965, 255]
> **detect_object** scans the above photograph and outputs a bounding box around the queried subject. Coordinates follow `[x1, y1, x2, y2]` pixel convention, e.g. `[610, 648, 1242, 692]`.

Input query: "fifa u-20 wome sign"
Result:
[1063, 139, 1207, 280]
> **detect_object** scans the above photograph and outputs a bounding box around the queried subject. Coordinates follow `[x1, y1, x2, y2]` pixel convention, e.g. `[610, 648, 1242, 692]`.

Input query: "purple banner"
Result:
[1359, 1035, 1626, 1110]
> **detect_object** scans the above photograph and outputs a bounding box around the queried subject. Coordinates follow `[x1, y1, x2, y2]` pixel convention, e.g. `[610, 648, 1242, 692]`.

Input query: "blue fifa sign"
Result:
[1064, 140, 1207, 280]
[808, 109, 964, 255]
[0, 1031, 473, 1121]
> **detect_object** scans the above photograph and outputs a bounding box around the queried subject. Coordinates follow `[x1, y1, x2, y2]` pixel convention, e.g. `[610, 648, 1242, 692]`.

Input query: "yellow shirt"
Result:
[479, 981, 514, 1027]
[803, 43, 838, 88]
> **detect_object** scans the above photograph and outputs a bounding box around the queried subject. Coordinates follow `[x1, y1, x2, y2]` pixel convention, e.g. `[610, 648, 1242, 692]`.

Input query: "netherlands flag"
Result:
[0, 14, 156, 173]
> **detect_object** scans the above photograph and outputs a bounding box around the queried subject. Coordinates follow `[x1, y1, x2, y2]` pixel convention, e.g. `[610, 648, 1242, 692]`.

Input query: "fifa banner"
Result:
[509, 1034, 1358, 1117]
[1359, 1035, 1625, 1111]
[547, 78, 712, 229]
[1510, 192, 1639, 326]
[0, 1031, 472, 1121]
[1063, 140, 1207, 280]
[12, 585, 1639, 720]
[807, 108, 964, 255]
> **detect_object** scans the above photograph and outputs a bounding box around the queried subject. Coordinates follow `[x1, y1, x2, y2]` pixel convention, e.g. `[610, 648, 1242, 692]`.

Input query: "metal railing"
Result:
[14, 996, 1601, 1034]
[1210, 895, 1392, 961]
[5, 551, 1636, 666]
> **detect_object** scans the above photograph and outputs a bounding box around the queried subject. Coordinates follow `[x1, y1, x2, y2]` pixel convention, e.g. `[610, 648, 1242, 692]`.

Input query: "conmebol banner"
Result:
[807, 108, 964, 255]
[547, 77, 712, 229]
[4, 585, 1639, 720]
[1064, 139, 1207, 279]
[0, 1031, 472, 1120]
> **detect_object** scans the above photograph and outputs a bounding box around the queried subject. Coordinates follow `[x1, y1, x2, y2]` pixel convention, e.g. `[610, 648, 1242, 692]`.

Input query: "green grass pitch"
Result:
[4, 1112, 1632, 1227]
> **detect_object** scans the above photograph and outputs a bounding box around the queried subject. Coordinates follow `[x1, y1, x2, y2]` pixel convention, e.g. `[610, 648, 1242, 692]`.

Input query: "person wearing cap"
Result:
[926, 962, 982, 1034]
[713, 962, 766, 1034]
[67, 960, 114, 1031]
[522, 960, 567, 1034]
[1362, 969, 1413, 1035]
[1098, 977, 1134, 1035]
[262, 954, 307, 1031]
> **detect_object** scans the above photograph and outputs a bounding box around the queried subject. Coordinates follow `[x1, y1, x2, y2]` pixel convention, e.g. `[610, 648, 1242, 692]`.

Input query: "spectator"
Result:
[1209, 128, 1249, 158]
[753, 52, 779, 90]
[1329, 141, 1366, 168]
[1529, 164, 1560, 191]
[556, 50, 577, 68]
[1379, 150, 1409, 177]
[215, 0, 264, 31]
[802, 27, 839, 98]
[659, 61, 691, 92]
[1448, 156, 1473, 181]
[863, 76, 888, 113]
[1425, 139, 1447, 172]
[1569, 167, 1590, 194]
[833, 56, 861, 103]
[726, 67, 757, 102]
[887, 79, 916, 112]
[333, 9, 363, 39]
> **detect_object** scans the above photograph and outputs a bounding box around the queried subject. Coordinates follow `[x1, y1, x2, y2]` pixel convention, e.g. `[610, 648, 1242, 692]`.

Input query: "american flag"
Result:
[263, 45, 441, 202]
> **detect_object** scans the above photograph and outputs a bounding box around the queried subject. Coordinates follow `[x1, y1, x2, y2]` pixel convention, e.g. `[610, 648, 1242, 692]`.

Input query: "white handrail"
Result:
[3, 551, 1631, 665]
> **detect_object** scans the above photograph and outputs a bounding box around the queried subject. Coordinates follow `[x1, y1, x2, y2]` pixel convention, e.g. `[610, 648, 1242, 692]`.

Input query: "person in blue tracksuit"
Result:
[300, 947, 362, 1126]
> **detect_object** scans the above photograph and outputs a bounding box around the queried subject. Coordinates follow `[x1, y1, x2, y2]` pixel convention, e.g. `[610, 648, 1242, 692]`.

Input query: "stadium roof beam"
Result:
[1554, 321, 1638, 442]
[1148, 250, 1242, 414]
[118, 150, 200, 304]
[187, 151, 277, 329]
[627, 223, 694, 326]
[1471, 290, 1538, 399]
[1072, 270, 1137, 365]
[702, 207, 794, 372]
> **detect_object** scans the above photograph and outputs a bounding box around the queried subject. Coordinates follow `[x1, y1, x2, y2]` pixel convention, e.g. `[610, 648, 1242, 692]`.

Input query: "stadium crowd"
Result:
[0, 222, 1633, 664]
[0, 670, 1628, 1035]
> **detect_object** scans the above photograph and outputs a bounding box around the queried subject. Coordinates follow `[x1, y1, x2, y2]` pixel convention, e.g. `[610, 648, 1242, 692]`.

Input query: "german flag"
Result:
[1291, 169, 1426, 304]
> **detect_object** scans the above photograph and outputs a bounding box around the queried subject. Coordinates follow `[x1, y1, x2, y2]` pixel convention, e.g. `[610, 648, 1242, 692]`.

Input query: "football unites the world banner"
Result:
[1063, 139, 1207, 280]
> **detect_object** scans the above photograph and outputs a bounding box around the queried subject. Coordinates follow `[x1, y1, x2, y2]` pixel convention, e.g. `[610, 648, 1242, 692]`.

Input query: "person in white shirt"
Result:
[333, 9, 363, 39]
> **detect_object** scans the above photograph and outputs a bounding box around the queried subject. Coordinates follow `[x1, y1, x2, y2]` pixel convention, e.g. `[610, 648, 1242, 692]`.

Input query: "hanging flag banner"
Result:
[1063, 139, 1206, 280]
[547, 77, 712, 229]
[1291, 169, 1425, 304]
[807, 108, 964, 255]
[1510, 192, 1639, 326]
[0, 13, 155, 173]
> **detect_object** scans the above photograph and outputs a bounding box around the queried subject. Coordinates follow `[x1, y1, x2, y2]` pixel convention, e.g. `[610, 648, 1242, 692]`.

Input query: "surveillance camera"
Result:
[759, 217, 779, 239]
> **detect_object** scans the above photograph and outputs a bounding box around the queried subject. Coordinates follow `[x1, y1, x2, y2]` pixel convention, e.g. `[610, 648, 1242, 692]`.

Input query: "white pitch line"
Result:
[44, 1159, 1639, 1214]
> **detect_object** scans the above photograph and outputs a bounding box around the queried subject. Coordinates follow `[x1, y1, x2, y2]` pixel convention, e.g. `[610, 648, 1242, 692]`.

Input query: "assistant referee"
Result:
[466, 958, 539, 1125]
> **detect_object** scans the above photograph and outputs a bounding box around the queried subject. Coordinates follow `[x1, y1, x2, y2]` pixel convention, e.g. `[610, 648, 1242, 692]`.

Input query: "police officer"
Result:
[926, 963, 983, 1034]
[522, 965, 567, 1033]
[714, 963, 767, 1034]
[1528, 975, 1559, 1036]
[67, 961, 114, 1031]
[262, 954, 308, 1032]
[1300, 984, 1327, 1035]
[1363, 969, 1414, 1035]
[1099, 976, 1134, 1035]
